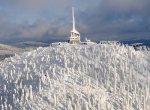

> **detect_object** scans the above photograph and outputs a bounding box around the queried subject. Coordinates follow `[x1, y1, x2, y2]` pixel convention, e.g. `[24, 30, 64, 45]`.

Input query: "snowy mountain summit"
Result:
[0, 42, 150, 110]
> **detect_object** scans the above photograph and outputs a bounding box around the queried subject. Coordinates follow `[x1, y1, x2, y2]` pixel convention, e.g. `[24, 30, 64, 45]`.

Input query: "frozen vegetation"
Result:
[0, 42, 150, 110]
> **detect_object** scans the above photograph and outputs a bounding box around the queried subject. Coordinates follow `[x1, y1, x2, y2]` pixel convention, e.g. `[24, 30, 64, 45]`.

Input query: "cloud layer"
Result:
[0, 0, 150, 43]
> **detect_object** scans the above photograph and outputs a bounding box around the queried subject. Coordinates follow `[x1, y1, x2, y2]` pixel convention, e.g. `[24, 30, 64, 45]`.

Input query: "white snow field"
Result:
[0, 42, 150, 110]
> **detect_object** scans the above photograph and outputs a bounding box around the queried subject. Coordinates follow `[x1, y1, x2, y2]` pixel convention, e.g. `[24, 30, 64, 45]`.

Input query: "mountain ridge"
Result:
[0, 43, 149, 110]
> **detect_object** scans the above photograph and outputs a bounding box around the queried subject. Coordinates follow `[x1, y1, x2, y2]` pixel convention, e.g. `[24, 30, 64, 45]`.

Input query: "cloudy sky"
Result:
[0, 0, 150, 43]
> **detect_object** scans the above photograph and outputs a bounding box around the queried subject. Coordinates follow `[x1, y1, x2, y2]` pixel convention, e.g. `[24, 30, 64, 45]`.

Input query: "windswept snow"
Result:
[0, 43, 150, 110]
[0, 42, 48, 61]
[12, 41, 49, 48]
[0, 44, 24, 61]
[0, 44, 23, 54]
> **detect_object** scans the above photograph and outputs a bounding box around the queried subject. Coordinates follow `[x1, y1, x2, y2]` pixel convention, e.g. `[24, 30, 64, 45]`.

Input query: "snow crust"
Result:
[0, 43, 150, 110]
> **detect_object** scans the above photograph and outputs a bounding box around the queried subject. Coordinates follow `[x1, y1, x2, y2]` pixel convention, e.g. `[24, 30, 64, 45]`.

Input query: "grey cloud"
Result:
[0, 0, 71, 13]
[0, 0, 150, 43]
[77, 0, 150, 41]
[101, 0, 150, 14]
[0, 16, 70, 42]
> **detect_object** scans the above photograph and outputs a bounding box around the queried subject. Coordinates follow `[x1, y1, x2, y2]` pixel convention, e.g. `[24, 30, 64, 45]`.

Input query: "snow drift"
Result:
[0, 42, 149, 110]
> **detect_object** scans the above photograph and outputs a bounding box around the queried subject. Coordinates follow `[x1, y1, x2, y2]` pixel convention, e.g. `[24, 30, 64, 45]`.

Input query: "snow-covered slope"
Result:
[0, 42, 46, 61]
[0, 44, 23, 53]
[12, 41, 49, 48]
[0, 43, 150, 110]
[0, 44, 24, 60]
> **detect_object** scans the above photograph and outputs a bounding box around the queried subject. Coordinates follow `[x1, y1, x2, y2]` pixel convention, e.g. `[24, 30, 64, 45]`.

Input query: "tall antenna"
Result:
[69, 7, 80, 44]
[72, 7, 75, 31]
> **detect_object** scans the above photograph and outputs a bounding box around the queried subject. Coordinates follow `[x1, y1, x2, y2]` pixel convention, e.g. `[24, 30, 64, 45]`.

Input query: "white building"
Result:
[99, 41, 120, 45]
[82, 37, 96, 44]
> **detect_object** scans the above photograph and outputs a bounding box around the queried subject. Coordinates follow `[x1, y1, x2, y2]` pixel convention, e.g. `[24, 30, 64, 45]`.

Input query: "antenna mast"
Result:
[72, 7, 75, 31]
[69, 7, 80, 44]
